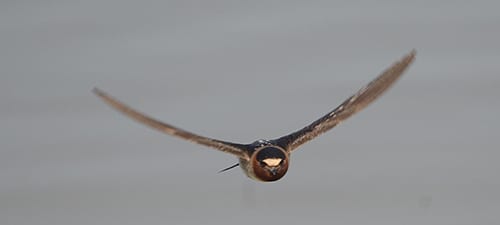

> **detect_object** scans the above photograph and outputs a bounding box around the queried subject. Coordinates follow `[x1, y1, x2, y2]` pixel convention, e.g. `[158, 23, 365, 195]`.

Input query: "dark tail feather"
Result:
[218, 163, 239, 173]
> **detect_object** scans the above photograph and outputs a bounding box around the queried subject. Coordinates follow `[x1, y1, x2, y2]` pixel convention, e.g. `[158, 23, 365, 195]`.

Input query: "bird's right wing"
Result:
[93, 88, 250, 160]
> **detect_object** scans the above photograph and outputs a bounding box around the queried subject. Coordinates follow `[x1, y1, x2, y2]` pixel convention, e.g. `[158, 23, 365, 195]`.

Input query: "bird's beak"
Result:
[269, 167, 278, 176]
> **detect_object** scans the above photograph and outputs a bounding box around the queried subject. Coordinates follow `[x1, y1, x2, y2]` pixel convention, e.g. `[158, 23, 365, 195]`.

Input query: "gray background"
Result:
[2, 1, 499, 225]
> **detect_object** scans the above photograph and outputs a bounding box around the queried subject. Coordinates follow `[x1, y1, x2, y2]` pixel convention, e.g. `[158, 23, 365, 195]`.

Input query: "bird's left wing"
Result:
[273, 50, 416, 152]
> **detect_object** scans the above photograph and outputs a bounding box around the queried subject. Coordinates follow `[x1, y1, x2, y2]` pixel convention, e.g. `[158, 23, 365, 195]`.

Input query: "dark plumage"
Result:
[94, 50, 415, 182]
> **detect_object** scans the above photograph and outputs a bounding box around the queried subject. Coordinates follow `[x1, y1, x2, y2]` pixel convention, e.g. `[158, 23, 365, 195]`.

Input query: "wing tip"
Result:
[404, 49, 417, 64]
[92, 87, 106, 97]
[389, 49, 416, 76]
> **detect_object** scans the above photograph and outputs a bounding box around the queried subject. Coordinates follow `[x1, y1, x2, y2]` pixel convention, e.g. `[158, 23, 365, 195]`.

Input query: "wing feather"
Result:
[274, 50, 416, 152]
[93, 88, 250, 160]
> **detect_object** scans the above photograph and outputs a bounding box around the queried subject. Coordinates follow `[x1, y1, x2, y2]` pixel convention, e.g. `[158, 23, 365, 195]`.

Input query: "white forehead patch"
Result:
[262, 158, 282, 167]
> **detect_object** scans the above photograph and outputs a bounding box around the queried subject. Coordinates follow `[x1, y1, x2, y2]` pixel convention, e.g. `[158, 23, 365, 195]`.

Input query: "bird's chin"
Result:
[253, 166, 288, 182]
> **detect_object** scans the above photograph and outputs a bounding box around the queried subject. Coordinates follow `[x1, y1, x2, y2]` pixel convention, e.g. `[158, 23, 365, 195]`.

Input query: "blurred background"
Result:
[1, 1, 499, 224]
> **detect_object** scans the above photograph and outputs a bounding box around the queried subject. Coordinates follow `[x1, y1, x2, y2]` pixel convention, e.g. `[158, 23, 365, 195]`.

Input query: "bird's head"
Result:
[252, 146, 289, 182]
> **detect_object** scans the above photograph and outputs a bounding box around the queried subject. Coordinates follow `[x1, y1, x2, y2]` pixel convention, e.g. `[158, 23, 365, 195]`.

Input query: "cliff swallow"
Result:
[94, 50, 415, 182]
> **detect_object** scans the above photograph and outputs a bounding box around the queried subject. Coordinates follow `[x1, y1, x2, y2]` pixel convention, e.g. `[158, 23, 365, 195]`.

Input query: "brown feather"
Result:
[275, 50, 416, 152]
[93, 88, 250, 160]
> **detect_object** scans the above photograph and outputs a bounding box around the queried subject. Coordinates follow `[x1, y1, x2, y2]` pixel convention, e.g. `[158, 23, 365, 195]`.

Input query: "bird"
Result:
[93, 50, 415, 182]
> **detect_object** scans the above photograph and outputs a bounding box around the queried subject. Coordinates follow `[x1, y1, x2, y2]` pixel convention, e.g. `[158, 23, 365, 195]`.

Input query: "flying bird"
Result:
[94, 50, 415, 182]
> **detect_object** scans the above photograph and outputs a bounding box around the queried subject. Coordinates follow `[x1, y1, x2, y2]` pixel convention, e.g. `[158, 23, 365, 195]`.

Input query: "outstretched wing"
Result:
[274, 50, 416, 152]
[93, 88, 250, 160]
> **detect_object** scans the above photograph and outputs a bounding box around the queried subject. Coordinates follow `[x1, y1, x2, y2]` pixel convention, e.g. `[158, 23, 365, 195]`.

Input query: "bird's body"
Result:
[94, 50, 416, 182]
[238, 140, 289, 181]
